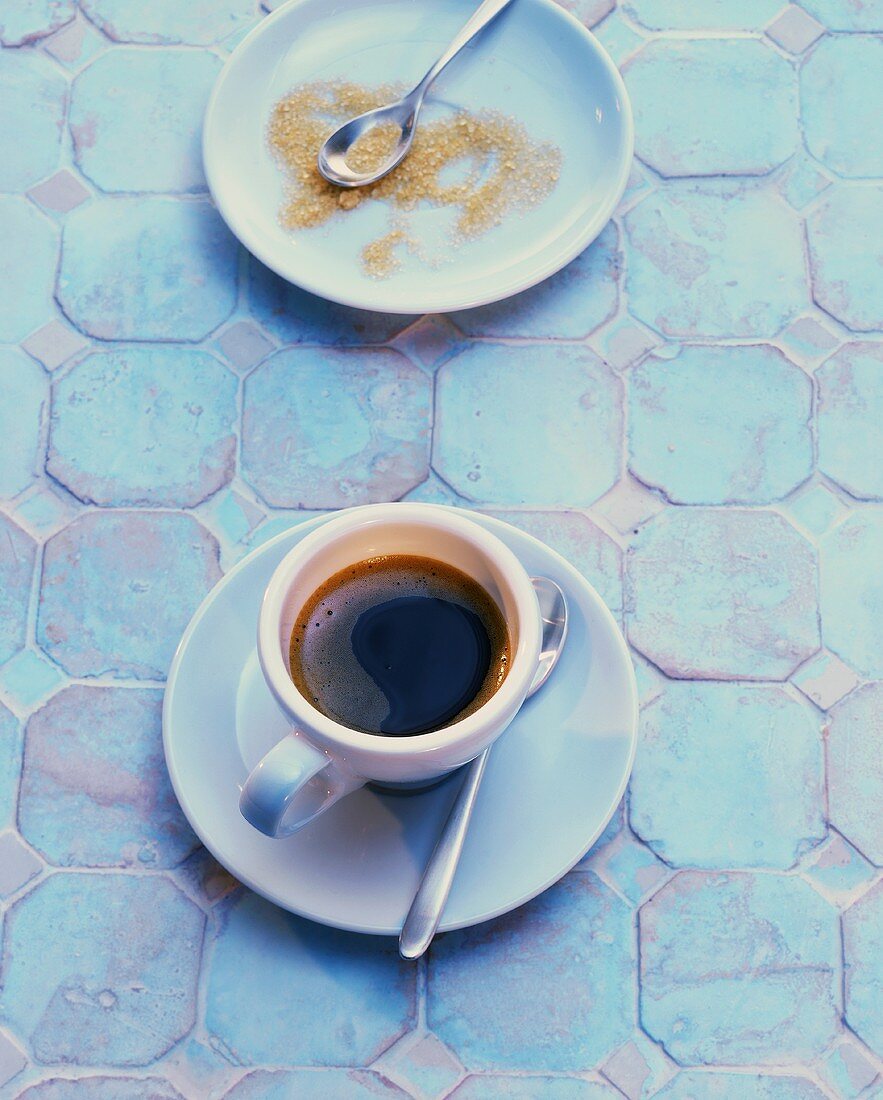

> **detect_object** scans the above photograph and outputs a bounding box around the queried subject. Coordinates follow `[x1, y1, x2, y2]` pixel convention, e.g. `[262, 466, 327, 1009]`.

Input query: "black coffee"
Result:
[290, 555, 510, 736]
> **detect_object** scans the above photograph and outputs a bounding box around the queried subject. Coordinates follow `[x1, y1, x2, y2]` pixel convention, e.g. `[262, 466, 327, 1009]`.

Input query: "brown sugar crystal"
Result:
[267, 80, 562, 278]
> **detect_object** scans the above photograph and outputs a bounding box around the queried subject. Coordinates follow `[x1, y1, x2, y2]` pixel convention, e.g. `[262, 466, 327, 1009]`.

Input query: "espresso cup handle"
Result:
[239, 733, 359, 837]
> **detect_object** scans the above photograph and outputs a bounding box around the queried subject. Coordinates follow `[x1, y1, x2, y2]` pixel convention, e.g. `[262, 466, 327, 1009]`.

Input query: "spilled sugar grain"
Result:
[267, 80, 563, 279]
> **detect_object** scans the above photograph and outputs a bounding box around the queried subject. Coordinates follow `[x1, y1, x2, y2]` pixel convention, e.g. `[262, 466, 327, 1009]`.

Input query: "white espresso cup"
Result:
[240, 502, 543, 837]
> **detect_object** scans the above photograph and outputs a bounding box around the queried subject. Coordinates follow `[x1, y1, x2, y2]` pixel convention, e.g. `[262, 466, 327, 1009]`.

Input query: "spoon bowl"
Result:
[318, 0, 516, 187]
[528, 575, 569, 698]
[317, 97, 420, 188]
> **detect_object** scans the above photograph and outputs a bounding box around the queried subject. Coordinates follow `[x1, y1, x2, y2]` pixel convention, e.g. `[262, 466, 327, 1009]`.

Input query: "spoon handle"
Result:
[398, 748, 490, 959]
[417, 0, 516, 96]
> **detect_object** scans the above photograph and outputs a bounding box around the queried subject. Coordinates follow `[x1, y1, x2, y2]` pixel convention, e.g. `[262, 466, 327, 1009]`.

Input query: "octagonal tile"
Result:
[58, 197, 238, 341]
[71, 48, 221, 193]
[817, 342, 883, 499]
[20, 685, 198, 867]
[826, 683, 883, 866]
[843, 881, 883, 1056]
[808, 185, 883, 332]
[628, 344, 812, 504]
[241, 347, 430, 508]
[0, 196, 59, 343]
[0, 49, 66, 191]
[38, 511, 220, 679]
[0, 348, 47, 501]
[631, 682, 824, 868]
[206, 891, 415, 1066]
[627, 509, 818, 679]
[427, 874, 633, 1071]
[625, 40, 797, 177]
[434, 344, 622, 506]
[641, 872, 840, 1064]
[0, 873, 204, 1065]
[48, 347, 237, 507]
[820, 509, 883, 679]
[625, 181, 806, 338]
[801, 36, 883, 178]
[0, 513, 36, 666]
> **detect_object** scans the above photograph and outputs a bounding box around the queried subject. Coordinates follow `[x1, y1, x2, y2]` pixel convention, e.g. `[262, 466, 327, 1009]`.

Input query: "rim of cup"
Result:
[257, 503, 542, 758]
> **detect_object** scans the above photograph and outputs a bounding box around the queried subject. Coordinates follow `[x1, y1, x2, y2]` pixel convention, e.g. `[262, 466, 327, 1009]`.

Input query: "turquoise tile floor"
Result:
[0, 0, 881, 1095]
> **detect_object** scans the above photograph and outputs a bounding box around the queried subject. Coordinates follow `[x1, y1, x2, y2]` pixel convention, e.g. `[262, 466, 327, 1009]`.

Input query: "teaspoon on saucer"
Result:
[317, 0, 516, 188]
[398, 575, 568, 960]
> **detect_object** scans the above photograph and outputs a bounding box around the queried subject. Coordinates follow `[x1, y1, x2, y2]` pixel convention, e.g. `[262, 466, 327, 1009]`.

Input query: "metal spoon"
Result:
[318, 0, 516, 188]
[398, 575, 568, 960]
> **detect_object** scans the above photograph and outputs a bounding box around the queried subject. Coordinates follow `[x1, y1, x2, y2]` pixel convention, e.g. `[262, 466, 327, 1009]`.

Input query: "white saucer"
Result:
[163, 511, 637, 935]
[203, 0, 633, 313]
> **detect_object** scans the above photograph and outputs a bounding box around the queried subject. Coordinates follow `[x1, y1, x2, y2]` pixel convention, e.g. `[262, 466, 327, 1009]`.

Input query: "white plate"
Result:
[203, 0, 633, 313]
[163, 511, 637, 936]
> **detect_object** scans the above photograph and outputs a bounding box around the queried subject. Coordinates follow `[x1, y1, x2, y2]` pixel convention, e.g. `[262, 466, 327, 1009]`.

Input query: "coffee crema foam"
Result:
[289, 555, 510, 736]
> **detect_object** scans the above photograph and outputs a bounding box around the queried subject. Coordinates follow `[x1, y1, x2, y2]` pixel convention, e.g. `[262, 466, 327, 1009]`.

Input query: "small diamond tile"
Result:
[594, 9, 647, 67]
[28, 170, 91, 215]
[765, 6, 825, 53]
[802, 833, 877, 906]
[591, 318, 661, 370]
[13, 485, 80, 536]
[818, 1037, 880, 1098]
[377, 1032, 465, 1099]
[0, 650, 64, 712]
[791, 649, 859, 710]
[586, 829, 669, 904]
[777, 153, 832, 211]
[200, 488, 265, 546]
[20, 321, 88, 371]
[0, 1031, 27, 1090]
[601, 1034, 675, 1099]
[392, 316, 463, 372]
[778, 315, 840, 367]
[41, 15, 106, 69]
[0, 831, 42, 897]
[159, 1036, 239, 1095]
[216, 321, 275, 373]
[784, 482, 847, 536]
[593, 477, 665, 535]
[631, 651, 665, 707]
